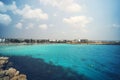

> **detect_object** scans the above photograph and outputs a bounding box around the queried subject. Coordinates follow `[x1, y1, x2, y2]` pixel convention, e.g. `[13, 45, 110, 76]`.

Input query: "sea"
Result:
[0, 44, 120, 80]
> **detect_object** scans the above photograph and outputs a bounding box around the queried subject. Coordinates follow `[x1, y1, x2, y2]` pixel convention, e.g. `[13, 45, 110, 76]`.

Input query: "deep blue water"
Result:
[0, 44, 120, 80]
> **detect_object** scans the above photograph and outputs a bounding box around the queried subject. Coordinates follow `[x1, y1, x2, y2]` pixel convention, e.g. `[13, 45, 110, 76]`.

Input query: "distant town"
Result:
[0, 38, 120, 45]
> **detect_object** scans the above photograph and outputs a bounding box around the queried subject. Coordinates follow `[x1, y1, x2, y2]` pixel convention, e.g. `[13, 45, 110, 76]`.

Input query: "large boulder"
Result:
[10, 74, 27, 80]
[5, 68, 17, 78]
[0, 57, 9, 69]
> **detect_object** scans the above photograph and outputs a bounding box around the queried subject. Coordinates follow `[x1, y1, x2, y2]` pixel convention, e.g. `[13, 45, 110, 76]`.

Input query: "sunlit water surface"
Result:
[0, 44, 120, 80]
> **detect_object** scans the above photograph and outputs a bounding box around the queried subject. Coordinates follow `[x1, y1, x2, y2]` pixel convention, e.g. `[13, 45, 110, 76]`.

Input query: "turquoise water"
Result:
[0, 44, 120, 80]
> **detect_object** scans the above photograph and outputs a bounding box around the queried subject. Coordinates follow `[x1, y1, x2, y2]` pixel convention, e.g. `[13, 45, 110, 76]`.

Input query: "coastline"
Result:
[0, 42, 120, 46]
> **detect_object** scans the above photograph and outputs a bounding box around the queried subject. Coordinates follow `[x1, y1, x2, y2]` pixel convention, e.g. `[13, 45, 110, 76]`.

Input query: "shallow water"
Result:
[0, 44, 120, 80]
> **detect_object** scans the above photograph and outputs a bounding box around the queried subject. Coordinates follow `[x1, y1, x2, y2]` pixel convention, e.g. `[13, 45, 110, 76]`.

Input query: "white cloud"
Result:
[26, 23, 34, 29]
[53, 13, 57, 17]
[0, 14, 12, 25]
[49, 24, 54, 27]
[61, 31, 66, 34]
[82, 29, 88, 33]
[40, 0, 82, 13]
[63, 16, 93, 27]
[15, 22, 23, 29]
[39, 24, 48, 30]
[0, 1, 17, 12]
[8, 2, 18, 12]
[16, 5, 48, 20]
[0, 1, 6, 12]
[0, 1, 48, 20]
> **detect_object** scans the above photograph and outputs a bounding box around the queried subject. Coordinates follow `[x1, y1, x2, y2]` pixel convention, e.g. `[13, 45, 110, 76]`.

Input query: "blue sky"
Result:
[0, 0, 120, 40]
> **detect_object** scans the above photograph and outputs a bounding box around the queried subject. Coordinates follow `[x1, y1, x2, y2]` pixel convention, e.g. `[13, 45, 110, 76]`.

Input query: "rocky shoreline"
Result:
[0, 57, 27, 80]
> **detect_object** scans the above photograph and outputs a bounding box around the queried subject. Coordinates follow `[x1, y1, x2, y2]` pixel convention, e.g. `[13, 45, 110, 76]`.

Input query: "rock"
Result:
[0, 57, 9, 64]
[0, 77, 3, 80]
[0, 57, 9, 69]
[0, 70, 5, 77]
[3, 76, 9, 80]
[0, 60, 6, 65]
[10, 74, 27, 80]
[10, 76, 18, 80]
[18, 74, 27, 80]
[0, 57, 27, 80]
[6, 68, 17, 78]
[0, 57, 9, 61]
[14, 71, 19, 76]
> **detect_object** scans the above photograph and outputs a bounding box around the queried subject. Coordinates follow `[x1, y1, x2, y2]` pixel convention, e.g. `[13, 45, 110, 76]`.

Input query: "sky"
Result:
[0, 0, 120, 40]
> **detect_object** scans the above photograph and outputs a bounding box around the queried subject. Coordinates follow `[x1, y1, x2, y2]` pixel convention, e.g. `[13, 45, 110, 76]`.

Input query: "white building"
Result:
[0, 38, 5, 43]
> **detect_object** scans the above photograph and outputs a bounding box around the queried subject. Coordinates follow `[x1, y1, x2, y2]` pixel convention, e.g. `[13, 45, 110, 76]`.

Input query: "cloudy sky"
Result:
[0, 0, 120, 40]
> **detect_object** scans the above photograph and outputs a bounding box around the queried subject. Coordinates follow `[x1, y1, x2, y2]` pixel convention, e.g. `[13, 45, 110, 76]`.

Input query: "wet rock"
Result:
[18, 74, 27, 80]
[3, 76, 9, 80]
[0, 57, 27, 80]
[10, 74, 26, 80]
[6, 68, 17, 78]
[14, 71, 19, 76]
[0, 70, 5, 77]
[0, 57, 9, 69]
[10, 76, 18, 80]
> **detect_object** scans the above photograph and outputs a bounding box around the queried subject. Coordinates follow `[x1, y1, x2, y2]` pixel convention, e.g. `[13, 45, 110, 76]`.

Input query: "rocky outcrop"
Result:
[0, 57, 27, 80]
